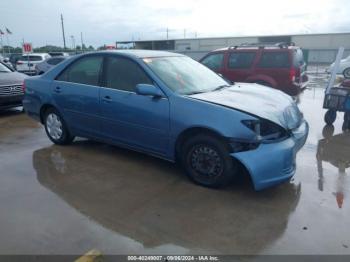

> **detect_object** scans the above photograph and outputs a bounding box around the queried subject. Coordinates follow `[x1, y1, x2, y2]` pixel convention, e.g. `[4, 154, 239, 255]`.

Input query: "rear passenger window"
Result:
[104, 57, 152, 92]
[201, 53, 224, 70]
[258, 52, 290, 68]
[57, 56, 103, 86]
[228, 52, 256, 69]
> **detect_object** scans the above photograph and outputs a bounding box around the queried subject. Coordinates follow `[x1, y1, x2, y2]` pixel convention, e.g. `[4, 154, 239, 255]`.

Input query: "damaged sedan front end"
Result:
[187, 83, 309, 190]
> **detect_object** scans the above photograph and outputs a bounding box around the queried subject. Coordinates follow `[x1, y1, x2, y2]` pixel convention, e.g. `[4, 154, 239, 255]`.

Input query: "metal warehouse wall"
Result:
[172, 33, 350, 63]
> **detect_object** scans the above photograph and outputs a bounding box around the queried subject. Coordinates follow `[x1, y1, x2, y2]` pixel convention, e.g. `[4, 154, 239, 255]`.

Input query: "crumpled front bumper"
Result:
[231, 120, 309, 191]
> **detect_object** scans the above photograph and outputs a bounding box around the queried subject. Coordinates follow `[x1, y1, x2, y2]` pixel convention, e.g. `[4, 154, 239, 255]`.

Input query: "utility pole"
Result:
[61, 14, 66, 49]
[184, 29, 186, 39]
[80, 32, 84, 52]
[166, 28, 169, 40]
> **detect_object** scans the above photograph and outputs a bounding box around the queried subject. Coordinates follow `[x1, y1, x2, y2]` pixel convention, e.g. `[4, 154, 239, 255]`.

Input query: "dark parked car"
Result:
[200, 43, 308, 96]
[7, 53, 23, 69]
[23, 50, 308, 190]
[0, 62, 27, 110]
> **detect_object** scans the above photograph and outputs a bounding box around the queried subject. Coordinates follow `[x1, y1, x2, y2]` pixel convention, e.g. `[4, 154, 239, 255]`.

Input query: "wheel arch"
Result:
[174, 126, 254, 188]
[174, 126, 229, 162]
[246, 75, 277, 87]
[39, 104, 63, 124]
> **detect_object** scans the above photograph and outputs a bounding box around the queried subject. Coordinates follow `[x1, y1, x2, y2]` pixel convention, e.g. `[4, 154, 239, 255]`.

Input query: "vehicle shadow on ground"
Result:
[33, 140, 301, 254]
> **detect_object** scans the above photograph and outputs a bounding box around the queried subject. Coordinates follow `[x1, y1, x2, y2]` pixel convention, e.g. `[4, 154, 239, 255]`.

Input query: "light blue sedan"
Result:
[23, 50, 308, 190]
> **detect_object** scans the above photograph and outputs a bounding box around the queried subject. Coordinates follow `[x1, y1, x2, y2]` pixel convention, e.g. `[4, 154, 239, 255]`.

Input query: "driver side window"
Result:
[104, 56, 153, 92]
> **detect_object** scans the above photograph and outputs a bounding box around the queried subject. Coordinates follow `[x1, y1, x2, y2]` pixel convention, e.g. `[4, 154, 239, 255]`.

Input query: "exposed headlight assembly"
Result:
[242, 119, 287, 142]
[230, 119, 288, 153]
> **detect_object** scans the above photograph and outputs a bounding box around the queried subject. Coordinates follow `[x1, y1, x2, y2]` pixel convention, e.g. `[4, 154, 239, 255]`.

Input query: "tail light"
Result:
[22, 81, 26, 93]
[289, 68, 296, 82]
[17, 61, 23, 65]
[290, 67, 301, 83]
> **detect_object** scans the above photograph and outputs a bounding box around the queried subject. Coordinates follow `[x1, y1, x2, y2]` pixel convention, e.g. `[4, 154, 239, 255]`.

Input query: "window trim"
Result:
[100, 54, 156, 94]
[55, 54, 105, 86]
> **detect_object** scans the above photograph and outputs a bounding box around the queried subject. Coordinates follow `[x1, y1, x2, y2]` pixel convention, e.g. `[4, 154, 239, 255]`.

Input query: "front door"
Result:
[99, 56, 170, 155]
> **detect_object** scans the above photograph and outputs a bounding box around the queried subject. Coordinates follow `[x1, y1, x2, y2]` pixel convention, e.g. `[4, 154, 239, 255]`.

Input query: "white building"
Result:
[117, 32, 350, 63]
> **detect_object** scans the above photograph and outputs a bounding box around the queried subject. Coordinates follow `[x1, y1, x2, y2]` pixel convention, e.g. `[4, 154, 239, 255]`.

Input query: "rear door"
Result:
[53, 55, 103, 136]
[255, 50, 291, 87]
[223, 51, 257, 82]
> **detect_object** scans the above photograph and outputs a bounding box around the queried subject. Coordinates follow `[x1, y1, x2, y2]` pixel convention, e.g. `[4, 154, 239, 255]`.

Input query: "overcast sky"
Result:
[0, 0, 349, 48]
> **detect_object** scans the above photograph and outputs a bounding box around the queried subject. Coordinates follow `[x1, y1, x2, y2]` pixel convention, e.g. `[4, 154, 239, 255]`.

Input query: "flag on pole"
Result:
[5, 28, 12, 34]
[0, 30, 4, 35]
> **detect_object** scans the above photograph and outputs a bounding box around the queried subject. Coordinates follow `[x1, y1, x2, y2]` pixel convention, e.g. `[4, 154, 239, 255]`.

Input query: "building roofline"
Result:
[116, 32, 350, 43]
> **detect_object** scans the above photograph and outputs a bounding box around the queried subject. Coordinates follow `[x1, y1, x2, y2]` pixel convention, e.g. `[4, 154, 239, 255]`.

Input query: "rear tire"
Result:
[322, 125, 334, 138]
[181, 134, 238, 188]
[44, 108, 74, 145]
[324, 110, 337, 125]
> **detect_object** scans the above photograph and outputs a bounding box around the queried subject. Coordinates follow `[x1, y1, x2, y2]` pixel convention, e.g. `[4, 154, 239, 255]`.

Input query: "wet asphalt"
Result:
[0, 85, 349, 255]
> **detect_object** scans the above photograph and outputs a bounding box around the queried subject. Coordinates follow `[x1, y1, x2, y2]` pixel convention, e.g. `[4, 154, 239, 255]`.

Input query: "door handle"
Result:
[102, 95, 112, 103]
[54, 86, 61, 93]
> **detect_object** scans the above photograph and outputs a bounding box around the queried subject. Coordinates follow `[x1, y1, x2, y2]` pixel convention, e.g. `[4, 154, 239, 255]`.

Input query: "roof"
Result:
[212, 45, 300, 52]
[100, 49, 184, 58]
[21, 53, 49, 56]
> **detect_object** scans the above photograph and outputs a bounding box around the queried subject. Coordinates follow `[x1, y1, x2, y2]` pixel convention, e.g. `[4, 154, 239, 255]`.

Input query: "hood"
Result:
[0, 71, 27, 85]
[331, 58, 349, 67]
[189, 83, 302, 130]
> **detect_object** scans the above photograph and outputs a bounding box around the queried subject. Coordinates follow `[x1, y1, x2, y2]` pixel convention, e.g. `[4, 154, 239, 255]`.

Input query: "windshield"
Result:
[0, 62, 12, 73]
[143, 56, 229, 95]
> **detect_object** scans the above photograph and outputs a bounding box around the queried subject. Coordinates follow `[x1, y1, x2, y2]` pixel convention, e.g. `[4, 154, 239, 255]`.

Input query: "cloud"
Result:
[0, 0, 349, 47]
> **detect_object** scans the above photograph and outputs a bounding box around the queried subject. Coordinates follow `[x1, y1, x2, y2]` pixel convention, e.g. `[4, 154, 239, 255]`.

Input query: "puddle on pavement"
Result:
[0, 87, 350, 255]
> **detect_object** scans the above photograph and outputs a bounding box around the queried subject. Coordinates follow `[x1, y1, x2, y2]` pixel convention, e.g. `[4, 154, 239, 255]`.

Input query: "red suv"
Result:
[200, 43, 308, 96]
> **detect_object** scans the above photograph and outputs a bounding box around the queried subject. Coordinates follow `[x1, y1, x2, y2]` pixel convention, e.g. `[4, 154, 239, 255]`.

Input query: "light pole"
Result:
[70, 35, 76, 53]
[61, 14, 66, 49]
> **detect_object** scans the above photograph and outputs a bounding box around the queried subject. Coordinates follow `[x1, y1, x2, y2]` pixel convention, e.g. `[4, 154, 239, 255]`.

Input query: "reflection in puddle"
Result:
[317, 126, 350, 208]
[33, 141, 301, 254]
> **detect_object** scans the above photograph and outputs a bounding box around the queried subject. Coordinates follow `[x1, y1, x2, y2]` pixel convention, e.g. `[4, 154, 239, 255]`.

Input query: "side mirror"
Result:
[3, 58, 9, 63]
[135, 84, 163, 97]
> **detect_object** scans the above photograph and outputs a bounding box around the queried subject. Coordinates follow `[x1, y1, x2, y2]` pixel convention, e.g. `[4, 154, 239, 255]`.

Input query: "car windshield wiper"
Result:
[185, 90, 207, 95]
[212, 84, 231, 91]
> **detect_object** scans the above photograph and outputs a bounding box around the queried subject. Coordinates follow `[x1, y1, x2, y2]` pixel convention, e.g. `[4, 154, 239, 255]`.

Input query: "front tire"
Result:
[181, 134, 238, 188]
[44, 108, 74, 145]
